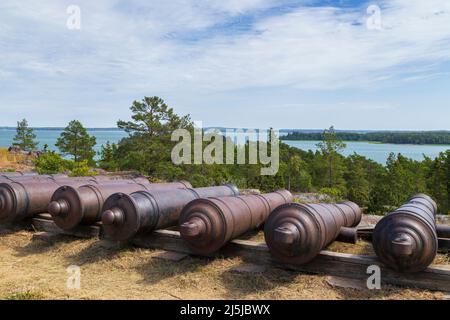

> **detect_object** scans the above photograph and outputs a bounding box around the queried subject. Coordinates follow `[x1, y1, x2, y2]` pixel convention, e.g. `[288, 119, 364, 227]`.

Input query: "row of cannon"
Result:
[0, 172, 448, 273]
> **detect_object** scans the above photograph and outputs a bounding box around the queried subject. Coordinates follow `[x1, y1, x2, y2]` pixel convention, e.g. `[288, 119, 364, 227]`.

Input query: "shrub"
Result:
[318, 187, 343, 202]
[34, 152, 73, 174]
[69, 160, 97, 177]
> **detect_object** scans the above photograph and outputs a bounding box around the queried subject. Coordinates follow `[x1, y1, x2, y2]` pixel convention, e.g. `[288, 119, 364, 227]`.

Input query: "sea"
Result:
[0, 128, 449, 164]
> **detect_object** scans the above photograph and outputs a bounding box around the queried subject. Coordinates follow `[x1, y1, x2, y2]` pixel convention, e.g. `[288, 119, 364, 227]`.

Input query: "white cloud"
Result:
[1, 0, 449, 92]
[0, 0, 449, 127]
[181, 0, 450, 90]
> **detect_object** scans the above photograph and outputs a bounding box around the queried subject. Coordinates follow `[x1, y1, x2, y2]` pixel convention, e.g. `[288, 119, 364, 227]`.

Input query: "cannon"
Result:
[0, 175, 116, 224]
[179, 190, 293, 255]
[101, 184, 240, 241]
[0, 173, 66, 182]
[437, 224, 450, 239]
[264, 201, 362, 265]
[0, 171, 38, 178]
[48, 180, 192, 230]
[372, 194, 439, 273]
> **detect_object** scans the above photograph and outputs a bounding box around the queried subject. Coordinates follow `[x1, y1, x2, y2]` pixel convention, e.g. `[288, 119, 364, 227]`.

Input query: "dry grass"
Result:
[0, 226, 447, 300]
[240, 229, 449, 265]
[0, 148, 33, 172]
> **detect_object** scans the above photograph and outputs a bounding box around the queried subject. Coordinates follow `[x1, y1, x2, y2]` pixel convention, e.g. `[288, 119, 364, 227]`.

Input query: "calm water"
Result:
[284, 140, 450, 164]
[0, 128, 449, 164]
[0, 128, 128, 154]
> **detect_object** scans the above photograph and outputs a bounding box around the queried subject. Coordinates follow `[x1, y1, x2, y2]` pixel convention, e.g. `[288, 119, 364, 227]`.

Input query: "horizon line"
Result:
[1, 126, 450, 133]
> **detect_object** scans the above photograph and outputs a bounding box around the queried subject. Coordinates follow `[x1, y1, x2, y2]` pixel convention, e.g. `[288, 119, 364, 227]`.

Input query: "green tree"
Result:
[55, 120, 96, 164]
[425, 150, 450, 214]
[383, 153, 427, 206]
[117, 96, 192, 137]
[286, 153, 312, 192]
[114, 96, 193, 177]
[12, 119, 38, 151]
[316, 126, 347, 191]
[98, 141, 119, 171]
[345, 154, 370, 206]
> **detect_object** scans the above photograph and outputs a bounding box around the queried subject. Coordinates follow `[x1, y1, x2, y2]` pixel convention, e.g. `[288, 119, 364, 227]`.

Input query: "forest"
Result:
[282, 130, 450, 145]
[96, 97, 450, 215]
[10, 97, 450, 215]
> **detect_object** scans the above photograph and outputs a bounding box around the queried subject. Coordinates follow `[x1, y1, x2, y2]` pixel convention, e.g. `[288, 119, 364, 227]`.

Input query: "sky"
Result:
[0, 0, 449, 130]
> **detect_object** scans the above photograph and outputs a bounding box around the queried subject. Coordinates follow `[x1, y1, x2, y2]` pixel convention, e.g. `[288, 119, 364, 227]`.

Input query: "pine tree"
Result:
[345, 154, 370, 206]
[99, 141, 119, 171]
[425, 150, 450, 214]
[316, 126, 347, 192]
[55, 120, 96, 164]
[115, 96, 193, 177]
[12, 119, 38, 151]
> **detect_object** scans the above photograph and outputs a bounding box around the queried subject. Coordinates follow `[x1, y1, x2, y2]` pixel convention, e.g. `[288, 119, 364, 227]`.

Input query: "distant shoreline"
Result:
[281, 130, 450, 146]
[0, 127, 122, 131]
[283, 139, 450, 147]
[1, 127, 449, 133]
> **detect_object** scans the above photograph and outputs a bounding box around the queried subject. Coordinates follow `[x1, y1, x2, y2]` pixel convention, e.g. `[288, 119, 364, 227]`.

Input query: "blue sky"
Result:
[0, 0, 449, 130]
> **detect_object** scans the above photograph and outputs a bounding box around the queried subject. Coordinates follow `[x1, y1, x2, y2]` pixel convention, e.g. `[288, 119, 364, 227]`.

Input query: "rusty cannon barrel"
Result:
[101, 184, 240, 241]
[179, 190, 293, 255]
[372, 194, 439, 273]
[0, 171, 38, 178]
[0, 176, 113, 224]
[437, 224, 450, 239]
[0, 173, 66, 182]
[264, 201, 362, 265]
[49, 180, 192, 230]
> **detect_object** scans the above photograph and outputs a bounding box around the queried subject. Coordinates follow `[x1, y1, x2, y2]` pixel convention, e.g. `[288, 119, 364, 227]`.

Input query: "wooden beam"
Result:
[32, 218, 101, 238]
[133, 229, 450, 292]
[30, 218, 450, 292]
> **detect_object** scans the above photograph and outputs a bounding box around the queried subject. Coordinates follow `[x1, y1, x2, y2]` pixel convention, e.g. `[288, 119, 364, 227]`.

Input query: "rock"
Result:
[153, 250, 188, 262]
[326, 276, 367, 290]
[230, 263, 266, 274]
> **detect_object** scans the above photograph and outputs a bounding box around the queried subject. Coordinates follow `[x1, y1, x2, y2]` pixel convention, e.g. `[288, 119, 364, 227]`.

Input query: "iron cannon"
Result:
[179, 190, 293, 255]
[264, 201, 362, 265]
[0, 175, 115, 224]
[101, 184, 240, 241]
[48, 180, 192, 230]
[372, 194, 439, 273]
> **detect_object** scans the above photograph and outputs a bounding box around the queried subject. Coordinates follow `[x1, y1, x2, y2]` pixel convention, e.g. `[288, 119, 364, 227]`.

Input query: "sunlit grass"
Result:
[0, 148, 27, 164]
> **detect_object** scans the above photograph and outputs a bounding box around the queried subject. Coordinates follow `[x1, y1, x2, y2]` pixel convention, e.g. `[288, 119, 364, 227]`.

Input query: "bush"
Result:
[34, 152, 97, 176]
[34, 152, 73, 174]
[319, 187, 343, 201]
[69, 160, 97, 177]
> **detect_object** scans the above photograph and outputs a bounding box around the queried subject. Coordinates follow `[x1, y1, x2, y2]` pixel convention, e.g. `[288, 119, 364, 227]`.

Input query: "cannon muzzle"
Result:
[372, 194, 438, 273]
[264, 201, 362, 265]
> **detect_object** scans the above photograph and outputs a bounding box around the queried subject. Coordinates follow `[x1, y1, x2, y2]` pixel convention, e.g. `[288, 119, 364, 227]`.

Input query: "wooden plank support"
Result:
[439, 238, 450, 252]
[32, 218, 102, 239]
[133, 229, 450, 292]
[29, 218, 450, 292]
